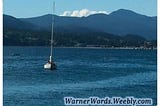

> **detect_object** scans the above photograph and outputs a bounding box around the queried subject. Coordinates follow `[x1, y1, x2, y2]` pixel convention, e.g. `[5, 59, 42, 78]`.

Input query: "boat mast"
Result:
[50, 2, 55, 62]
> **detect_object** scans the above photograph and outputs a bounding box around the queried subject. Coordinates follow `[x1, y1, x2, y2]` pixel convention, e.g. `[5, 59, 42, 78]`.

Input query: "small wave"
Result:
[4, 71, 156, 94]
[57, 71, 156, 91]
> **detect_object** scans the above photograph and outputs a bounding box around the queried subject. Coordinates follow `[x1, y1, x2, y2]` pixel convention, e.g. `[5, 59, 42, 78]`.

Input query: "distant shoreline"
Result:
[3, 46, 157, 50]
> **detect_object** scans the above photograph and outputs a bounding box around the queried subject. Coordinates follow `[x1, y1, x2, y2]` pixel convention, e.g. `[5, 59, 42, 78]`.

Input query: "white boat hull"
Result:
[44, 63, 52, 69]
[44, 62, 56, 70]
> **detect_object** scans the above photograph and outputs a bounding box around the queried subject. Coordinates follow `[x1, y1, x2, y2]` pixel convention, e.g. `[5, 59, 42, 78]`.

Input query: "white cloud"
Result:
[62, 11, 72, 16]
[60, 9, 108, 17]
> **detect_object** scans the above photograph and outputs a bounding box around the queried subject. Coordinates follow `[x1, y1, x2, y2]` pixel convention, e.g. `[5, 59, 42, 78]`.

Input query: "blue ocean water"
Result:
[3, 46, 157, 106]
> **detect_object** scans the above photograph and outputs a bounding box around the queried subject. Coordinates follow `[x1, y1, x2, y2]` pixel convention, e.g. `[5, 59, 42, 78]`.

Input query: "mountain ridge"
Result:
[3, 9, 157, 40]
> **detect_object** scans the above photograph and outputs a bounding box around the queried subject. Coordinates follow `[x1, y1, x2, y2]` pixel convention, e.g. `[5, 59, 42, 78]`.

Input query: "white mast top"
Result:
[50, 2, 55, 62]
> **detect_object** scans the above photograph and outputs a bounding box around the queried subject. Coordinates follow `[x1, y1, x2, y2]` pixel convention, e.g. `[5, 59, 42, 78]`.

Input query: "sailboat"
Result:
[44, 2, 57, 70]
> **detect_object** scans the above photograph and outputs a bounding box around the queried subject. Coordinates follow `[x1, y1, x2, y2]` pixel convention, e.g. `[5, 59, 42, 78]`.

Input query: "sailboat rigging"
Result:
[44, 2, 57, 70]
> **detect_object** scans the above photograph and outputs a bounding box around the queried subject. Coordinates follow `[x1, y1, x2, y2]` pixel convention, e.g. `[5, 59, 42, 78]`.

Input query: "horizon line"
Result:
[3, 8, 157, 18]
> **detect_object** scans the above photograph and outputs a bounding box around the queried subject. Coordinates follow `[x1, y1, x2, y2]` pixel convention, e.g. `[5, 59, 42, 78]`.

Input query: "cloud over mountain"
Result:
[60, 9, 108, 17]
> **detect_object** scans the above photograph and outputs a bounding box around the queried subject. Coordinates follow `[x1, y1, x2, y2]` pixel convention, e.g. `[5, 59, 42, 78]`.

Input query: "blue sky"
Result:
[3, 0, 157, 18]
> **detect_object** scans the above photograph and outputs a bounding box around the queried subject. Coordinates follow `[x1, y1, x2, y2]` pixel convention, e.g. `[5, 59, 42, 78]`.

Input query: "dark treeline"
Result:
[3, 28, 157, 48]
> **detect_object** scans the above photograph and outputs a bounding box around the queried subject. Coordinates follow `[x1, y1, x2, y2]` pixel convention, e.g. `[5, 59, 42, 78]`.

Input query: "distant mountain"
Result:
[4, 14, 156, 47]
[85, 9, 157, 39]
[3, 9, 157, 40]
[3, 15, 41, 30]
